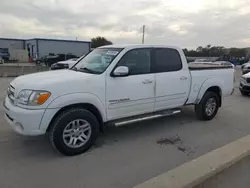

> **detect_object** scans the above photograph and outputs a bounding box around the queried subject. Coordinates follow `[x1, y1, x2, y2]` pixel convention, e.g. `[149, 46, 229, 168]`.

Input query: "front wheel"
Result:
[195, 91, 219, 121]
[49, 108, 99, 156]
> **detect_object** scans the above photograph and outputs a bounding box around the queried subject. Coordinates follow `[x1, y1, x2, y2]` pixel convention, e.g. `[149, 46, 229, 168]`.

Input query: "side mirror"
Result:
[113, 66, 129, 77]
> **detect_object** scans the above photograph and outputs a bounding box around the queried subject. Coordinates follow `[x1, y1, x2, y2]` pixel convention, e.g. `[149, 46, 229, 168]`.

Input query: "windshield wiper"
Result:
[71, 67, 78, 71]
[79, 67, 99, 74]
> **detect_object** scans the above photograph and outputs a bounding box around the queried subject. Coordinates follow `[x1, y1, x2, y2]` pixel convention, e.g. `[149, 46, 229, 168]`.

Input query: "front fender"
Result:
[196, 78, 223, 103]
[46, 92, 106, 121]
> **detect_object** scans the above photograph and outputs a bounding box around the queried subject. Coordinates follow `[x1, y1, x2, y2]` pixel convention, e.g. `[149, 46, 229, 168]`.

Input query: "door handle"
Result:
[142, 79, 153, 84]
[180, 76, 188, 80]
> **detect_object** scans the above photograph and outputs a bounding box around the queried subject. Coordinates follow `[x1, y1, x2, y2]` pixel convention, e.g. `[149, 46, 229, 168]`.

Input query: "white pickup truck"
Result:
[3, 45, 234, 156]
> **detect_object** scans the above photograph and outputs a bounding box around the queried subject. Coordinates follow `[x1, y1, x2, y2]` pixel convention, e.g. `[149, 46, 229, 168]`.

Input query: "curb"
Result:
[133, 135, 250, 188]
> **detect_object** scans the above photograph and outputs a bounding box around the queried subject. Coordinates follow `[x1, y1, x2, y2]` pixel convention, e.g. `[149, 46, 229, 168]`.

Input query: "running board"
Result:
[114, 109, 181, 127]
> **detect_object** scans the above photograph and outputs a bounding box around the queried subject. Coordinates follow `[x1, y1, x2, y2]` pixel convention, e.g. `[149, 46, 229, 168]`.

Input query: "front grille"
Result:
[7, 85, 15, 103]
[247, 78, 250, 83]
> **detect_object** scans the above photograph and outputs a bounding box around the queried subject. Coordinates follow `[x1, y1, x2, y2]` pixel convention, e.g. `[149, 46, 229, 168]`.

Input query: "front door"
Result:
[106, 48, 155, 120]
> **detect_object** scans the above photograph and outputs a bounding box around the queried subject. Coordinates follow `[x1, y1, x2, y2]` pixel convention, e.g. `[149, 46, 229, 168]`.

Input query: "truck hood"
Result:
[11, 69, 96, 93]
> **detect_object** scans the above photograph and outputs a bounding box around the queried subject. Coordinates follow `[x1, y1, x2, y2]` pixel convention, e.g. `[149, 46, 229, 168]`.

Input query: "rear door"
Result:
[106, 48, 155, 120]
[152, 48, 190, 111]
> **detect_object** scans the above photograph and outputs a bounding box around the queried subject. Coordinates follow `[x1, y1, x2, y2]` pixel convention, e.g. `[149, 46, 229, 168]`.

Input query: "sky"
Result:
[0, 0, 250, 49]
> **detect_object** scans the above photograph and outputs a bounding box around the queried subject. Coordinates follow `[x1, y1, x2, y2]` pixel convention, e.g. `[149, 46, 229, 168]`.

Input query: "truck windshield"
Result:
[72, 48, 123, 74]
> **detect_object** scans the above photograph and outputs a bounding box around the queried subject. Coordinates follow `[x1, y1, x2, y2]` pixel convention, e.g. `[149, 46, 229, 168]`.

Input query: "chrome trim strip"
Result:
[115, 110, 181, 127]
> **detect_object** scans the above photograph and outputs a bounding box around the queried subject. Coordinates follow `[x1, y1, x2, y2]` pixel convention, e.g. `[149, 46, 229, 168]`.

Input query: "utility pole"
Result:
[142, 25, 145, 44]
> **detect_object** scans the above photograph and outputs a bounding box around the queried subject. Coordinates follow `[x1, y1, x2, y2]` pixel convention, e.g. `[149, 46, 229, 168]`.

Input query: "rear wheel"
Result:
[195, 91, 219, 121]
[49, 108, 99, 156]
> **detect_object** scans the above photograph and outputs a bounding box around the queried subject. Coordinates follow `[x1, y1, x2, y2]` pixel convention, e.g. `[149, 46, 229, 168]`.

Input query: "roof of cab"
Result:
[98, 44, 181, 50]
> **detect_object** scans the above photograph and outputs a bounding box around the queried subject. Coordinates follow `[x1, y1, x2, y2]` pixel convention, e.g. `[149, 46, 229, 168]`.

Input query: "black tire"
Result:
[47, 62, 52, 67]
[50, 108, 99, 156]
[195, 91, 219, 121]
[240, 90, 249, 96]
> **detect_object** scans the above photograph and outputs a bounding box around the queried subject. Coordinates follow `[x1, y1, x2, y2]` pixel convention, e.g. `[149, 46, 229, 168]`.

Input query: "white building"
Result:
[0, 38, 91, 60]
[25, 38, 91, 58]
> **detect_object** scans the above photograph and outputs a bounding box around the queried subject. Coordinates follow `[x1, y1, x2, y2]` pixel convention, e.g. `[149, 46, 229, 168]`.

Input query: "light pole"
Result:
[142, 25, 145, 44]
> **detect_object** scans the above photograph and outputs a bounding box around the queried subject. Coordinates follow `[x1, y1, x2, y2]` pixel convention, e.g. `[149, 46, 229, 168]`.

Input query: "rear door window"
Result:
[153, 48, 182, 73]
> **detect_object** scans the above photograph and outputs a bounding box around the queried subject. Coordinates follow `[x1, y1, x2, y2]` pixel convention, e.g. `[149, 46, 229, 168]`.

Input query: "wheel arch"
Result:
[45, 93, 106, 133]
[46, 103, 104, 133]
[196, 78, 223, 107]
[206, 86, 222, 107]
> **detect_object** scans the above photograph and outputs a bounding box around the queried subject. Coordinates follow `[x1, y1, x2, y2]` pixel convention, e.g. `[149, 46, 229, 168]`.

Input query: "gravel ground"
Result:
[0, 67, 249, 188]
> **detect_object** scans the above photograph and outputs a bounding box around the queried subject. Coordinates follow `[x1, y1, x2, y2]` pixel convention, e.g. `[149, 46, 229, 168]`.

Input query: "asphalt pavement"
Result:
[0, 67, 249, 188]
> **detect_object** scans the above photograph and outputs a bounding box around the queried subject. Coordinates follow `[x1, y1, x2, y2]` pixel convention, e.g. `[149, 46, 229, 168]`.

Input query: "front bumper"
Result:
[3, 96, 46, 136]
[239, 81, 250, 92]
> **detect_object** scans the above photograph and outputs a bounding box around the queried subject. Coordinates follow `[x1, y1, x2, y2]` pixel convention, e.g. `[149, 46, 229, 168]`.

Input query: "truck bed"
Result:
[186, 63, 234, 104]
[188, 62, 233, 70]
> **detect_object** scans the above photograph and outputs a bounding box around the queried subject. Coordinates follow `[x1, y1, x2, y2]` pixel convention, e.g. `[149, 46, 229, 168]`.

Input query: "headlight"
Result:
[17, 90, 51, 105]
[243, 66, 250, 70]
[241, 77, 246, 83]
[16, 90, 33, 105]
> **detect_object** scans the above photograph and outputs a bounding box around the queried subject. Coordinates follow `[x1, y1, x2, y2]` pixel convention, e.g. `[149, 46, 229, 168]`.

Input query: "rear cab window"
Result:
[152, 48, 182, 73]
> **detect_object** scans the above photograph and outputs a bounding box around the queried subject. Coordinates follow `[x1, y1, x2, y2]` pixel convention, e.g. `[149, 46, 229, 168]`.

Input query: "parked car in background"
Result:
[241, 62, 250, 75]
[3, 45, 234, 156]
[50, 59, 77, 70]
[51, 55, 85, 70]
[188, 59, 210, 65]
[193, 58, 210, 63]
[217, 55, 241, 66]
[46, 54, 78, 67]
[190, 59, 234, 68]
[240, 72, 250, 96]
[0, 48, 9, 61]
[213, 61, 235, 68]
[0, 56, 4, 64]
[36, 55, 51, 64]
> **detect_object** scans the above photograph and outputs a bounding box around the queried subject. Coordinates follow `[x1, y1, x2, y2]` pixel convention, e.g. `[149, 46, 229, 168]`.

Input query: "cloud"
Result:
[0, 0, 250, 48]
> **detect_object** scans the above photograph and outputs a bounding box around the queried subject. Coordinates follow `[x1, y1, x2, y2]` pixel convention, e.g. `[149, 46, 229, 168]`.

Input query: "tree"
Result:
[184, 45, 227, 57]
[91, 36, 113, 48]
[182, 48, 188, 55]
[209, 46, 226, 56]
[229, 48, 246, 58]
[196, 46, 203, 52]
[205, 44, 211, 49]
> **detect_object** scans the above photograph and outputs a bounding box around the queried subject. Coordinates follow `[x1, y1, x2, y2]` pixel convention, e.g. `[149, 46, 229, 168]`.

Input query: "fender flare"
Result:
[46, 92, 106, 122]
[196, 78, 223, 104]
